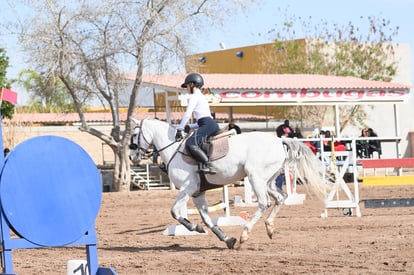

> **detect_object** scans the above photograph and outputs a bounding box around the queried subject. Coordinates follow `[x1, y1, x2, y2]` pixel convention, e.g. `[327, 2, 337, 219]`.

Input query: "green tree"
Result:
[0, 48, 14, 119]
[266, 14, 399, 131]
[17, 69, 80, 113]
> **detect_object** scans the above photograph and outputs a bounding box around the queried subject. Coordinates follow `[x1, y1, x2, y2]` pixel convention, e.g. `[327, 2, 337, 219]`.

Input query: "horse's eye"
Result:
[129, 144, 138, 150]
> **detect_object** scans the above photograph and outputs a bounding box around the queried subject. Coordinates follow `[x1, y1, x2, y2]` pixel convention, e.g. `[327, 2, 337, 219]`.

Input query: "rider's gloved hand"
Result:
[184, 125, 191, 134]
[175, 129, 183, 141]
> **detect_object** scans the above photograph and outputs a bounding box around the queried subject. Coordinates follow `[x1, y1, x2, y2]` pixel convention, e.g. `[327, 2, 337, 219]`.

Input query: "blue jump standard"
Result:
[0, 134, 117, 274]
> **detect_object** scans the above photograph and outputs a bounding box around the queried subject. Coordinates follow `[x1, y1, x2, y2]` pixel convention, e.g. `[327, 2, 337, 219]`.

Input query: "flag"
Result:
[1, 88, 18, 105]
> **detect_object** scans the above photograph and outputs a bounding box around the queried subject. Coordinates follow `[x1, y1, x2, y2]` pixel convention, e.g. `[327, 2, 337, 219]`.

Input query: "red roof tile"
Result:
[5, 113, 123, 124]
[8, 74, 409, 124]
[6, 112, 266, 124]
[135, 73, 411, 90]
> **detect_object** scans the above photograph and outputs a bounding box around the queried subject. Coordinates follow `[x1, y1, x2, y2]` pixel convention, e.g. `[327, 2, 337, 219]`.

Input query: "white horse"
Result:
[130, 118, 328, 249]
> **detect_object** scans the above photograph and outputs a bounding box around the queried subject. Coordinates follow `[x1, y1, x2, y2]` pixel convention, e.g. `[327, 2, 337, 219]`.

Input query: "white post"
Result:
[334, 104, 341, 137]
[394, 104, 402, 175]
[222, 185, 230, 217]
[145, 163, 150, 190]
[352, 139, 361, 217]
[284, 162, 306, 205]
[285, 163, 292, 195]
[165, 91, 171, 124]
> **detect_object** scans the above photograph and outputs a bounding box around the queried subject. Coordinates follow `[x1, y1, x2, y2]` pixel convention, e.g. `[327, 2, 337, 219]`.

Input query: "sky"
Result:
[1, 0, 413, 104]
[198, 0, 414, 53]
[196, 0, 413, 85]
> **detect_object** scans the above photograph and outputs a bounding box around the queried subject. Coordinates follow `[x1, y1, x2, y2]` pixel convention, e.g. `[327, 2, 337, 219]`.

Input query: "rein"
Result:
[164, 139, 187, 172]
[153, 140, 178, 155]
[134, 119, 187, 172]
[136, 125, 177, 156]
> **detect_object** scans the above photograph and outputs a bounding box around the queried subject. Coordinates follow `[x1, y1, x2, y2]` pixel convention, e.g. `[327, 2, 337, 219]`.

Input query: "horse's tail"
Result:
[282, 138, 329, 199]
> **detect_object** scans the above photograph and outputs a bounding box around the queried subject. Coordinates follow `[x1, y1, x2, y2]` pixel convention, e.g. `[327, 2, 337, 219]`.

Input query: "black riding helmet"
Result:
[181, 73, 204, 88]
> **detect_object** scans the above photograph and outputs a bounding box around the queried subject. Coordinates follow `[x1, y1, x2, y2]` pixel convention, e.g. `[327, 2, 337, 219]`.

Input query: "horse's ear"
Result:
[130, 117, 140, 125]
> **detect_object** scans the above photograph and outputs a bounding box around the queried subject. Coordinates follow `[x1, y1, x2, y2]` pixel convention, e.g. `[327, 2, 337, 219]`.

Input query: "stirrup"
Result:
[199, 163, 216, 174]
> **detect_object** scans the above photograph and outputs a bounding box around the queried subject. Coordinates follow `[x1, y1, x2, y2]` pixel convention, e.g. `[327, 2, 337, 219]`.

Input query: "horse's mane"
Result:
[144, 118, 175, 138]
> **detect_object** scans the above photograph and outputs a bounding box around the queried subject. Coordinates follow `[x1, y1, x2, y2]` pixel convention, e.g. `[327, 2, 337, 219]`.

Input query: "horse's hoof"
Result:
[240, 235, 249, 244]
[233, 239, 242, 250]
[265, 222, 274, 239]
[225, 237, 237, 249]
[195, 224, 205, 233]
[266, 228, 274, 239]
[240, 227, 250, 244]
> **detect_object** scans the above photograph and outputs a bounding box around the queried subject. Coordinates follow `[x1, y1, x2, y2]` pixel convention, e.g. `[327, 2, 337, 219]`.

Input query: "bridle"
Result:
[130, 119, 181, 161]
[129, 120, 152, 160]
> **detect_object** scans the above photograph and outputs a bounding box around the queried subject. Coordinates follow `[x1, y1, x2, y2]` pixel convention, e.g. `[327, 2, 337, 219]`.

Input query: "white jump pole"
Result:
[234, 177, 257, 207]
[163, 185, 245, 236]
[212, 185, 246, 226]
[284, 163, 306, 205]
[239, 164, 306, 206]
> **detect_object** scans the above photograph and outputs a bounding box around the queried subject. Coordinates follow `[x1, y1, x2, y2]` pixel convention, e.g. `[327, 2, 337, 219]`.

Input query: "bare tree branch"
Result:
[15, 0, 255, 191]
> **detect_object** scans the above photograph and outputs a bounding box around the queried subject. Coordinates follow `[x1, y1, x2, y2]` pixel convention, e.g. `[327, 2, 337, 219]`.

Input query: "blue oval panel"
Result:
[0, 136, 102, 246]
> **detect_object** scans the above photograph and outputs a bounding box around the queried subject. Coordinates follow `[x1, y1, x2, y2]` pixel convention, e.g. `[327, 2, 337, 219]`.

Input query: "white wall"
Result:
[341, 43, 413, 158]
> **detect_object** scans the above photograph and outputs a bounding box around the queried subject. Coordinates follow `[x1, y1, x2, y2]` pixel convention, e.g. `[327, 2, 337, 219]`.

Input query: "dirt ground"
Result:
[5, 182, 413, 275]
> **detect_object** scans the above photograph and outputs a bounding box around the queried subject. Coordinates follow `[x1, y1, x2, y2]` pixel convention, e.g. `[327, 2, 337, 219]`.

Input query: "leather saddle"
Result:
[182, 128, 237, 164]
[186, 128, 237, 196]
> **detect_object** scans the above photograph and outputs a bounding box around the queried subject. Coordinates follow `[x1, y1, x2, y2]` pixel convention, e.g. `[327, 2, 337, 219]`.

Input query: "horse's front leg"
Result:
[192, 193, 238, 249]
[171, 190, 206, 234]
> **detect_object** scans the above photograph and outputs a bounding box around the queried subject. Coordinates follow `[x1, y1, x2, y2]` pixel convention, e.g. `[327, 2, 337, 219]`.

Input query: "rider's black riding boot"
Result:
[188, 145, 216, 174]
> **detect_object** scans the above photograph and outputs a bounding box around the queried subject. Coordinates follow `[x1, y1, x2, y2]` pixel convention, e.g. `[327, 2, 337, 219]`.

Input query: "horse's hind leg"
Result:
[264, 186, 283, 239]
[171, 190, 206, 234]
[192, 193, 238, 249]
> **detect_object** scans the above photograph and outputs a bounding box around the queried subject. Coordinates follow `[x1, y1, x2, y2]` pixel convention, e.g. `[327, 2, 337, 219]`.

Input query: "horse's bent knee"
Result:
[170, 209, 177, 219]
[258, 203, 270, 212]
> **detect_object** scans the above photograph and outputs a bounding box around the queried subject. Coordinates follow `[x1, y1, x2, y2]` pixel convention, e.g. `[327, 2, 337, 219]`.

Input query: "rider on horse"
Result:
[175, 73, 219, 174]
